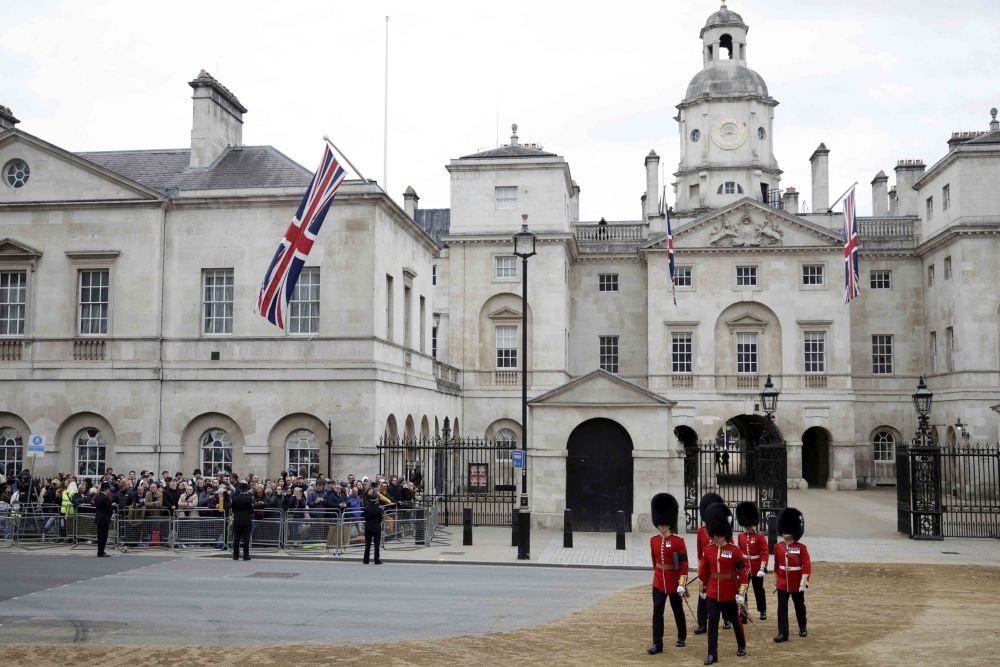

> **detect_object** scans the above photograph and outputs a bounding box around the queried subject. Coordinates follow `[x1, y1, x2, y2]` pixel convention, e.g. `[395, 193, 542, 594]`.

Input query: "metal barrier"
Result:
[14, 504, 67, 549]
[119, 507, 173, 550]
[284, 508, 341, 553]
[225, 508, 283, 553]
[70, 507, 118, 551]
[1, 509, 14, 547]
[382, 507, 430, 550]
[174, 509, 227, 551]
[338, 509, 368, 554]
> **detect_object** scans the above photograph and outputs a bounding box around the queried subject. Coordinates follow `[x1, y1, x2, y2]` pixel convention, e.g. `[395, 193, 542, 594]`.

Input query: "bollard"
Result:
[767, 514, 778, 553]
[564, 509, 573, 549]
[615, 510, 626, 550]
[463, 507, 473, 546]
[511, 507, 519, 547]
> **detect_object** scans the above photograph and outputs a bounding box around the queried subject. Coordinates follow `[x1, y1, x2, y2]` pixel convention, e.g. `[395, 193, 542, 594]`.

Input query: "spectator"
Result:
[162, 478, 180, 513]
[145, 483, 165, 512]
[177, 482, 199, 517]
[387, 476, 402, 503]
[362, 488, 383, 565]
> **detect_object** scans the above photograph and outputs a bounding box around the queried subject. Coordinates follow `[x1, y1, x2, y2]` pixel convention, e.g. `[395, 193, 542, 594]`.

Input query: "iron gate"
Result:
[684, 422, 787, 534]
[377, 428, 516, 527]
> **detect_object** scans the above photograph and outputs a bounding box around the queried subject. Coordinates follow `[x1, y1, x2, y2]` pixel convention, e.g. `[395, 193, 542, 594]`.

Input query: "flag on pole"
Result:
[842, 185, 861, 304]
[667, 206, 677, 306]
[256, 145, 346, 328]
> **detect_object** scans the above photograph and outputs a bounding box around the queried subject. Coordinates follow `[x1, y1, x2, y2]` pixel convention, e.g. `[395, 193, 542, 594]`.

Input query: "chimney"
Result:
[0, 105, 19, 131]
[888, 186, 898, 216]
[645, 150, 660, 219]
[991, 107, 999, 132]
[782, 186, 800, 213]
[403, 186, 419, 219]
[809, 143, 830, 212]
[948, 131, 984, 151]
[893, 159, 926, 217]
[871, 170, 889, 216]
[189, 70, 247, 169]
[569, 180, 581, 223]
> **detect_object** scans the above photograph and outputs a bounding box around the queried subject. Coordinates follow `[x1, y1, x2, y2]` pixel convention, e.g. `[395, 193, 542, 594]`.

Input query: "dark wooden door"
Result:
[566, 418, 633, 532]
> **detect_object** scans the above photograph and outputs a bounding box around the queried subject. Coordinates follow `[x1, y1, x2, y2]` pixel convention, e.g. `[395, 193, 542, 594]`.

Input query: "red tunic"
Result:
[737, 530, 770, 574]
[696, 525, 710, 561]
[697, 541, 748, 601]
[773, 541, 812, 592]
[650, 532, 689, 593]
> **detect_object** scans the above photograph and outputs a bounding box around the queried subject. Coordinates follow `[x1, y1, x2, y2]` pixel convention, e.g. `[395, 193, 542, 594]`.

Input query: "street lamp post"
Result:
[912, 376, 934, 446]
[513, 214, 536, 560]
[757, 374, 785, 528]
[908, 376, 942, 539]
[759, 374, 780, 439]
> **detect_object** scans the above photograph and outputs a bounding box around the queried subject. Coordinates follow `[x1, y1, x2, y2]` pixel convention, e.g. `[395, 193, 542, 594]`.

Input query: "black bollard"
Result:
[511, 507, 519, 547]
[615, 510, 626, 550]
[463, 507, 473, 546]
[767, 514, 778, 553]
[564, 509, 573, 548]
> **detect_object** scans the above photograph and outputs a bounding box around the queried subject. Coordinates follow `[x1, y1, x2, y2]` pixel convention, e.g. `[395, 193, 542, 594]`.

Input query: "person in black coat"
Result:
[94, 482, 118, 557]
[230, 482, 254, 561]
[362, 488, 383, 565]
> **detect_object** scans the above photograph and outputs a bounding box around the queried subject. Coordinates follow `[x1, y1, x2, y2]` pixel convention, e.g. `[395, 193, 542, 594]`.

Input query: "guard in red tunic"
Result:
[698, 503, 748, 664]
[647, 493, 689, 654]
[693, 492, 724, 636]
[773, 507, 811, 643]
[735, 501, 769, 620]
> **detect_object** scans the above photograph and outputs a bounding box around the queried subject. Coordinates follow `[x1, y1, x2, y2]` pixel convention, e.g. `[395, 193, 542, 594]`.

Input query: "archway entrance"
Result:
[802, 427, 831, 488]
[566, 418, 634, 532]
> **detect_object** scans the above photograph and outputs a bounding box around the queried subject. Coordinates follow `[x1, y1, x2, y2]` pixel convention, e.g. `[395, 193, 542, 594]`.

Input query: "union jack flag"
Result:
[256, 145, 346, 328]
[842, 185, 861, 304]
[667, 205, 677, 306]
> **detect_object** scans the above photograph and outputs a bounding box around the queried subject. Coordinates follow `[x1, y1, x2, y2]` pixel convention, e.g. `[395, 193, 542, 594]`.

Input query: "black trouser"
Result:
[363, 529, 380, 563]
[777, 590, 807, 636]
[707, 598, 745, 657]
[750, 574, 767, 614]
[232, 524, 250, 560]
[697, 591, 707, 627]
[96, 522, 110, 555]
[652, 588, 687, 646]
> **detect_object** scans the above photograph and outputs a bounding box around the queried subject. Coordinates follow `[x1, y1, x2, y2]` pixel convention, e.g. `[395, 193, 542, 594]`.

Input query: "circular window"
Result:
[4, 159, 30, 188]
[690, 129, 701, 142]
[758, 127, 766, 140]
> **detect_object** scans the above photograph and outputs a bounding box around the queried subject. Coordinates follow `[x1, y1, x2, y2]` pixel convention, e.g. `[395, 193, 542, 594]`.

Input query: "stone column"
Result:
[829, 440, 858, 490]
[785, 439, 804, 489]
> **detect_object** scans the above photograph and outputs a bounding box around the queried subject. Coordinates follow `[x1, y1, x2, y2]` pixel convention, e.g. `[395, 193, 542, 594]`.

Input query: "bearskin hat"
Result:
[704, 502, 733, 540]
[735, 501, 760, 529]
[698, 492, 724, 523]
[651, 493, 679, 530]
[777, 507, 805, 541]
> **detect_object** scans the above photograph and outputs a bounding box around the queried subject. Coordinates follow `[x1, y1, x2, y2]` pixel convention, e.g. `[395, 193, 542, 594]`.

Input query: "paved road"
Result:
[0, 553, 646, 646]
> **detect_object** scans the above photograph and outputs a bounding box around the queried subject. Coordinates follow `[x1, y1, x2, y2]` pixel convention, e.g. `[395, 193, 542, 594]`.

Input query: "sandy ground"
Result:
[6, 562, 997, 666]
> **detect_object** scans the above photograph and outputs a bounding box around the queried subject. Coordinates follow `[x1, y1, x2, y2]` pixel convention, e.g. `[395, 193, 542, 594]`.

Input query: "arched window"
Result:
[75, 428, 106, 477]
[0, 427, 23, 478]
[286, 429, 320, 480]
[873, 431, 896, 462]
[720, 34, 733, 59]
[717, 182, 744, 195]
[200, 428, 233, 477]
[495, 428, 517, 444]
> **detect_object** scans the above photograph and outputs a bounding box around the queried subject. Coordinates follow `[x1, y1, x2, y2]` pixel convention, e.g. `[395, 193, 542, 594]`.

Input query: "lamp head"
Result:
[759, 374, 779, 413]
[513, 214, 537, 258]
[912, 376, 933, 414]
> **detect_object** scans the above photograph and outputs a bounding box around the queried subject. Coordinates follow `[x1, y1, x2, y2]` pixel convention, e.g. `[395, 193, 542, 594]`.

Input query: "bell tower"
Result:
[674, 3, 781, 213]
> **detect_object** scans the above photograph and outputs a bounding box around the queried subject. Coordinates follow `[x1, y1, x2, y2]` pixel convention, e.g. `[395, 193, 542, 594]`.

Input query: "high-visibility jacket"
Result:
[61, 489, 76, 516]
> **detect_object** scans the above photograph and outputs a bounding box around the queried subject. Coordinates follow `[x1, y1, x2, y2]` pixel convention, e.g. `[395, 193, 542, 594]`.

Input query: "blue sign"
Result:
[28, 435, 46, 457]
[511, 450, 525, 469]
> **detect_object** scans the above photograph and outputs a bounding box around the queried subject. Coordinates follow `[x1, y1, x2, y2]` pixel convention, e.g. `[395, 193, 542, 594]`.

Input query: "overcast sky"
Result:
[2, 0, 997, 219]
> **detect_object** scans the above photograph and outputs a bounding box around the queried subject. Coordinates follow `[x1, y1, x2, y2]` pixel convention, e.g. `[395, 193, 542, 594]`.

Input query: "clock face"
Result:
[711, 116, 748, 150]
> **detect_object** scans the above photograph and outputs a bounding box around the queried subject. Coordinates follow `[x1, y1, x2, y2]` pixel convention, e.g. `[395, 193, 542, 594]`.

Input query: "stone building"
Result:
[1, 6, 998, 530]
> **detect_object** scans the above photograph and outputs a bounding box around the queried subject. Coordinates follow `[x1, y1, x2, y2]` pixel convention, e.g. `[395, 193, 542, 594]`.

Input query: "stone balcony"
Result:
[573, 222, 647, 254]
[857, 217, 919, 250]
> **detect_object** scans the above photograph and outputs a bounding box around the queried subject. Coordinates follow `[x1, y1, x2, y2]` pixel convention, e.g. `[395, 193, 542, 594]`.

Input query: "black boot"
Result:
[737, 646, 746, 657]
[647, 644, 663, 655]
[759, 611, 767, 620]
[704, 655, 717, 665]
[693, 625, 707, 635]
[799, 628, 808, 637]
[773, 634, 788, 643]
[675, 639, 686, 648]
[723, 620, 732, 630]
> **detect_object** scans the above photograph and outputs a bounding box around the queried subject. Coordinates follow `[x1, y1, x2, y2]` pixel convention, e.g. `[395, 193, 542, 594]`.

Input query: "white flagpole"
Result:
[383, 15, 389, 193]
[830, 181, 858, 209]
[322, 136, 370, 185]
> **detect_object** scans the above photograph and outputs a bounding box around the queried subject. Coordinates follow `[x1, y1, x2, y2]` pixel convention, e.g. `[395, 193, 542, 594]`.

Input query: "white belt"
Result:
[779, 565, 802, 571]
[747, 555, 761, 560]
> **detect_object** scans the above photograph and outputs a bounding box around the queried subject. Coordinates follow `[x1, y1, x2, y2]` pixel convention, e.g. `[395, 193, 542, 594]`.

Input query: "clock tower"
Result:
[674, 3, 781, 213]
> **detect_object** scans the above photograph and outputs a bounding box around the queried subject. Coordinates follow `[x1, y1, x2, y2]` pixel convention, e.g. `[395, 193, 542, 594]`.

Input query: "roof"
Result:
[414, 208, 451, 247]
[965, 129, 1000, 145]
[701, 5, 747, 36]
[75, 145, 312, 194]
[684, 64, 770, 102]
[459, 144, 556, 159]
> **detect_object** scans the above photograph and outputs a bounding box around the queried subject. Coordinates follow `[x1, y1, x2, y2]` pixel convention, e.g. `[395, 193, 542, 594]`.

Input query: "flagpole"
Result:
[830, 181, 858, 209]
[383, 15, 389, 193]
[322, 136, 370, 185]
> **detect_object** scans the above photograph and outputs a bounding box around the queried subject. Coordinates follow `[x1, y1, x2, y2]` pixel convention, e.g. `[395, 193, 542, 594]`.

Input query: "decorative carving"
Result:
[708, 216, 738, 246]
[708, 212, 784, 247]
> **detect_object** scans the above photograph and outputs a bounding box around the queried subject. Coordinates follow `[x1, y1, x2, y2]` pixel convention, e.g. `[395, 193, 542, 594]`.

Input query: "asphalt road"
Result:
[0, 553, 646, 646]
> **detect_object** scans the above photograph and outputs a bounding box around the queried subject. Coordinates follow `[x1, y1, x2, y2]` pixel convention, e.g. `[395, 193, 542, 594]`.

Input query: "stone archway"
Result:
[565, 418, 634, 532]
[802, 426, 831, 488]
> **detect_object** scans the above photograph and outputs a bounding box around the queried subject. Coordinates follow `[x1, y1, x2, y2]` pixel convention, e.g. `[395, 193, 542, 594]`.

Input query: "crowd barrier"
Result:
[0, 500, 443, 555]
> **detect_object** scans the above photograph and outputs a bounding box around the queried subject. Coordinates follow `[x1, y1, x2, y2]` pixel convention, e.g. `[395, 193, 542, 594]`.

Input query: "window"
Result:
[200, 428, 233, 477]
[870, 270, 891, 289]
[802, 264, 825, 286]
[758, 127, 766, 140]
[717, 181, 744, 195]
[0, 427, 23, 478]
[3, 159, 30, 188]
[873, 431, 896, 462]
[288, 267, 319, 334]
[929, 331, 937, 373]
[286, 429, 320, 480]
[803, 331, 826, 373]
[431, 325, 438, 359]
[432, 264, 437, 286]
[495, 256, 517, 279]
[495, 428, 517, 445]
[599, 335, 619, 374]
[926, 196, 933, 220]
[927, 264, 935, 287]
[675, 266, 693, 288]
[386, 275, 394, 340]
[736, 332, 758, 374]
[75, 427, 106, 477]
[403, 285, 412, 347]
[689, 184, 699, 201]
[672, 332, 693, 373]
[736, 265, 758, 287]
[690, 129, 701, 142]
[201, 269, 233, 335]
[942, 184, 950, 211]
[496, 325, 517, 368]
[598, 273, 619, 292]
[944, 256, 952, 280]
[0, 271, 26, 335]
[872, 335, 893, 374]
[419, 296, 426, 353]
[495, 186, 518, 210]
[945, 326, 954, 372]
[79, 269, 109, 335]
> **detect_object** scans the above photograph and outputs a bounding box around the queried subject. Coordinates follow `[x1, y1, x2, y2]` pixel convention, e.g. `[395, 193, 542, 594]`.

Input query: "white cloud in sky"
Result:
[1, 0, 996, 218]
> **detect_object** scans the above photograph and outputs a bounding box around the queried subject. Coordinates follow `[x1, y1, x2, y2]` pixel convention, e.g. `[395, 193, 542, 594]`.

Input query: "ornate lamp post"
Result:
[954, 418, 969, 442]
[512, 215, 536, 560]
[759, 374, 780, 440]
[756, 374, 786, 528]
[908, 376, 942, 539]
[912, 376, 934, 446]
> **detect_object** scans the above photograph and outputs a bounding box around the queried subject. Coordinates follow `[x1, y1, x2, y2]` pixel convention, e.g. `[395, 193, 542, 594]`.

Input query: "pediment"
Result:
[488, 306, 522, 320]
[530, 369, 675, 407]
[0, 238, 42, 257]
[0, 129, 164, 204]
[726, 313, 769, 329]
[645, 198, 842, 250]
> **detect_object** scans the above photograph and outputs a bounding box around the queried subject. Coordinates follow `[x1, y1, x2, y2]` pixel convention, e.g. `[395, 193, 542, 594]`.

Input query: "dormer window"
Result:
[717, 182, 744, 195]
